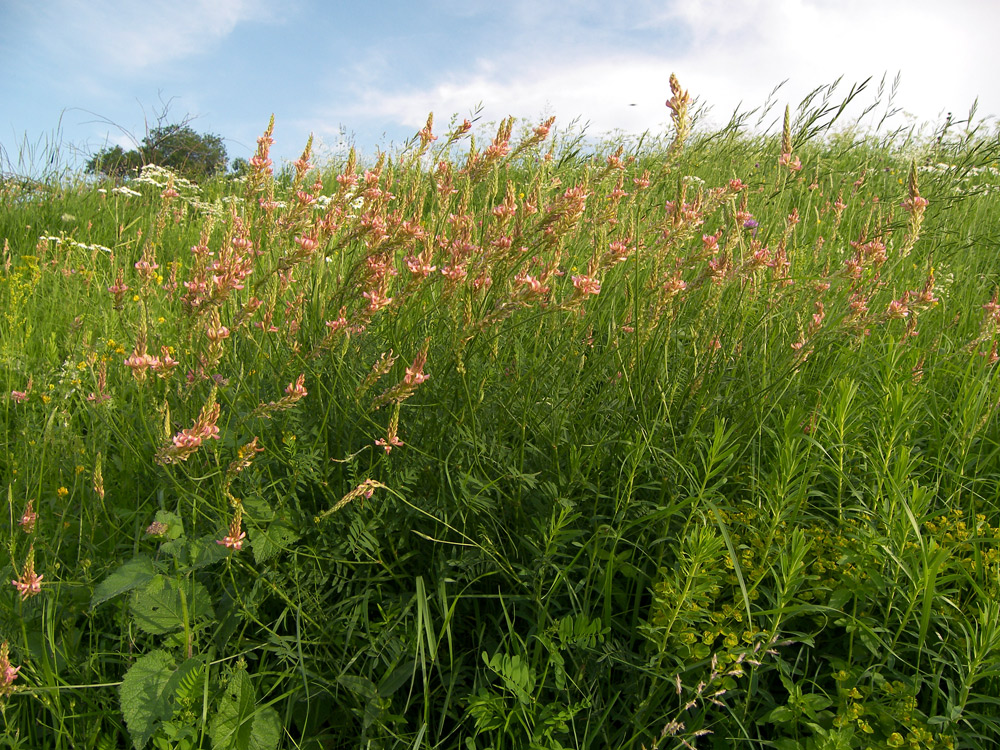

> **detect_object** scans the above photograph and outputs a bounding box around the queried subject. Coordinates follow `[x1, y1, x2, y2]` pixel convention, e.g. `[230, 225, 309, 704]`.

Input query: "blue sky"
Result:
[2, 0, 999, 175]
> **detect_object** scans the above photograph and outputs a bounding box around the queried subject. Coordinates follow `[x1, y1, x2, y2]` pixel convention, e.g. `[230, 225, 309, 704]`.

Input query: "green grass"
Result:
[2, 83, 1000, 750]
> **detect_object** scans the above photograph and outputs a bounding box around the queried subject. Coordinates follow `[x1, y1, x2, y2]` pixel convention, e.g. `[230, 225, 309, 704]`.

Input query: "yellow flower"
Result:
[57, 486, 69, 497]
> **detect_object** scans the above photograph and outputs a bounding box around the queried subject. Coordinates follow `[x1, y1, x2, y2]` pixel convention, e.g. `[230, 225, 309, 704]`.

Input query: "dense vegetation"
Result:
[2, 77, 1000, 749]
[85, 124, 229, 182]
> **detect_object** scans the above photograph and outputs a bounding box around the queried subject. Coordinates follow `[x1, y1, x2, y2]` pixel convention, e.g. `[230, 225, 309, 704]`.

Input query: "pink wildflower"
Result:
[19, 500, 37, 534]
[405, 255, 437, 277]
[206, 322, 230, 342]
[571, 275, 601, 296]
[779, 153, 802, 171]
[375, 434, 405, 454]
[285, 374, 307, 401]
[404, 352, 429, 387]
[886, 298, 910, 319]
[216, 507, 246, 551]
[608, 240, 631, 264]
[902, 195, 929, 213]
[663, 274, 687, 299]
[11, 549, 42, 600]
[0, 642, 20, 698]
[514, 272, 548, 295]
[156, 400, 221, 464]
[362, 288, 393, 312]
[294, 234, 319, 254]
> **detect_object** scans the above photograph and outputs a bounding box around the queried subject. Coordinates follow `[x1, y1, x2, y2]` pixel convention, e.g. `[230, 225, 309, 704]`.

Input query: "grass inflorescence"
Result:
[2, 78, 1000, 749]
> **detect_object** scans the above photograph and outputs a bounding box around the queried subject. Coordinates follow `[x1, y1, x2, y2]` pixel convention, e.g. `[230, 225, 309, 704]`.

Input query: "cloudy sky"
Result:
[2, 0, 998, 175]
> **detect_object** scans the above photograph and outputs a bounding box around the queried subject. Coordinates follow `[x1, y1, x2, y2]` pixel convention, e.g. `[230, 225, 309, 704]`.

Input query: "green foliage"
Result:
[86, 124, 227, 181]
[119, 651, 203, 749]
[209, 668, 281, 750]
[3, 78, 1000, 749]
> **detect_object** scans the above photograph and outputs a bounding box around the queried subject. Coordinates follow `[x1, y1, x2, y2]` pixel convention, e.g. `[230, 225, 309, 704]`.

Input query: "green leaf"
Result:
[92, 556, 157, 608]
[338, 673, 378, 702]
[189, 536, 232, 571]
[210, 668, 281, 750]
[767, 705, 796, 724]
[242, 495, 274, 523]
[119, 649, 175, 749]
[250, 706, 281, 750]
[130, 576, 214, 635]
[827, 587, 852, 611]
[250, 519, 300, 564]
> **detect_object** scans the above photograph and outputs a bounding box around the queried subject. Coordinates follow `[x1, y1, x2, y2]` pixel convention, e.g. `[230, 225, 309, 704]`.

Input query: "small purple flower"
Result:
[743, 218, 759, 238]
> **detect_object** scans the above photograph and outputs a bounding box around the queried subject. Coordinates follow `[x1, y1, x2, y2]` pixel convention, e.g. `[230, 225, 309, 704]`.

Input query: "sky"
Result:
[2, 0, 999, 176]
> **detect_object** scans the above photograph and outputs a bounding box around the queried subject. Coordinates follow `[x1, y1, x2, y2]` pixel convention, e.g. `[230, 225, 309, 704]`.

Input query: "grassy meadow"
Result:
[3, 77, 1000, 749]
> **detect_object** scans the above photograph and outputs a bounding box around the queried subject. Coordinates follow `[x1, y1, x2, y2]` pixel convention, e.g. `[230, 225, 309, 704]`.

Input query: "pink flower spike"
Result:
[11, 570, 42, 600]
[19, 499, 37, 533]
[571, 275, 601, 296]
[216, 531, 246, 550]
[3, 661, 19, 687]
[375, 434, 405, 453]
[217, 508, 246, 551]
[1, 642, 20, 696]
[285, 374, 307, 400]
[362, 289, 393, 312]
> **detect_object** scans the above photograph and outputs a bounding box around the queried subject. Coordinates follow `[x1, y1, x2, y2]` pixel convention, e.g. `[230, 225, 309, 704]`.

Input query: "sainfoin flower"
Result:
[216, 507, 246, 551]
[403, 351, 429, 387]
[11, 547, 42, 600]
[0, 642, 20, 698]
[285, 374, 307, 401]
[886, 297, 910, 319]
[155, 400, 221, 464]
[375, 433, 404, 453]
[571, 275, 601, 296]
[12, 376, 33, 403]
[19, 499, 37, 534]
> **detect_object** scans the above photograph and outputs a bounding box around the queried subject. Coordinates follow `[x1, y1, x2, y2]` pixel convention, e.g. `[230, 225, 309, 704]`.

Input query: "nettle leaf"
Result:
[92, 556, 157, 608]
[189, 535, 232, 571]
[250, 519, 300, 564]
[130, 576, 215, 635]
[210, 668, 281, 750]
[242, 495, 274, 523]
[119, 649, 175, 749]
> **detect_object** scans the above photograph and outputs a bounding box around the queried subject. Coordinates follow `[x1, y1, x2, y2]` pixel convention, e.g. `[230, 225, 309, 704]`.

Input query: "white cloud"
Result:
[341, 0, 999, 145]
[665, 0, 1000, 128]
[347, 56, 676, 139]
[38, 0, 276, 72]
